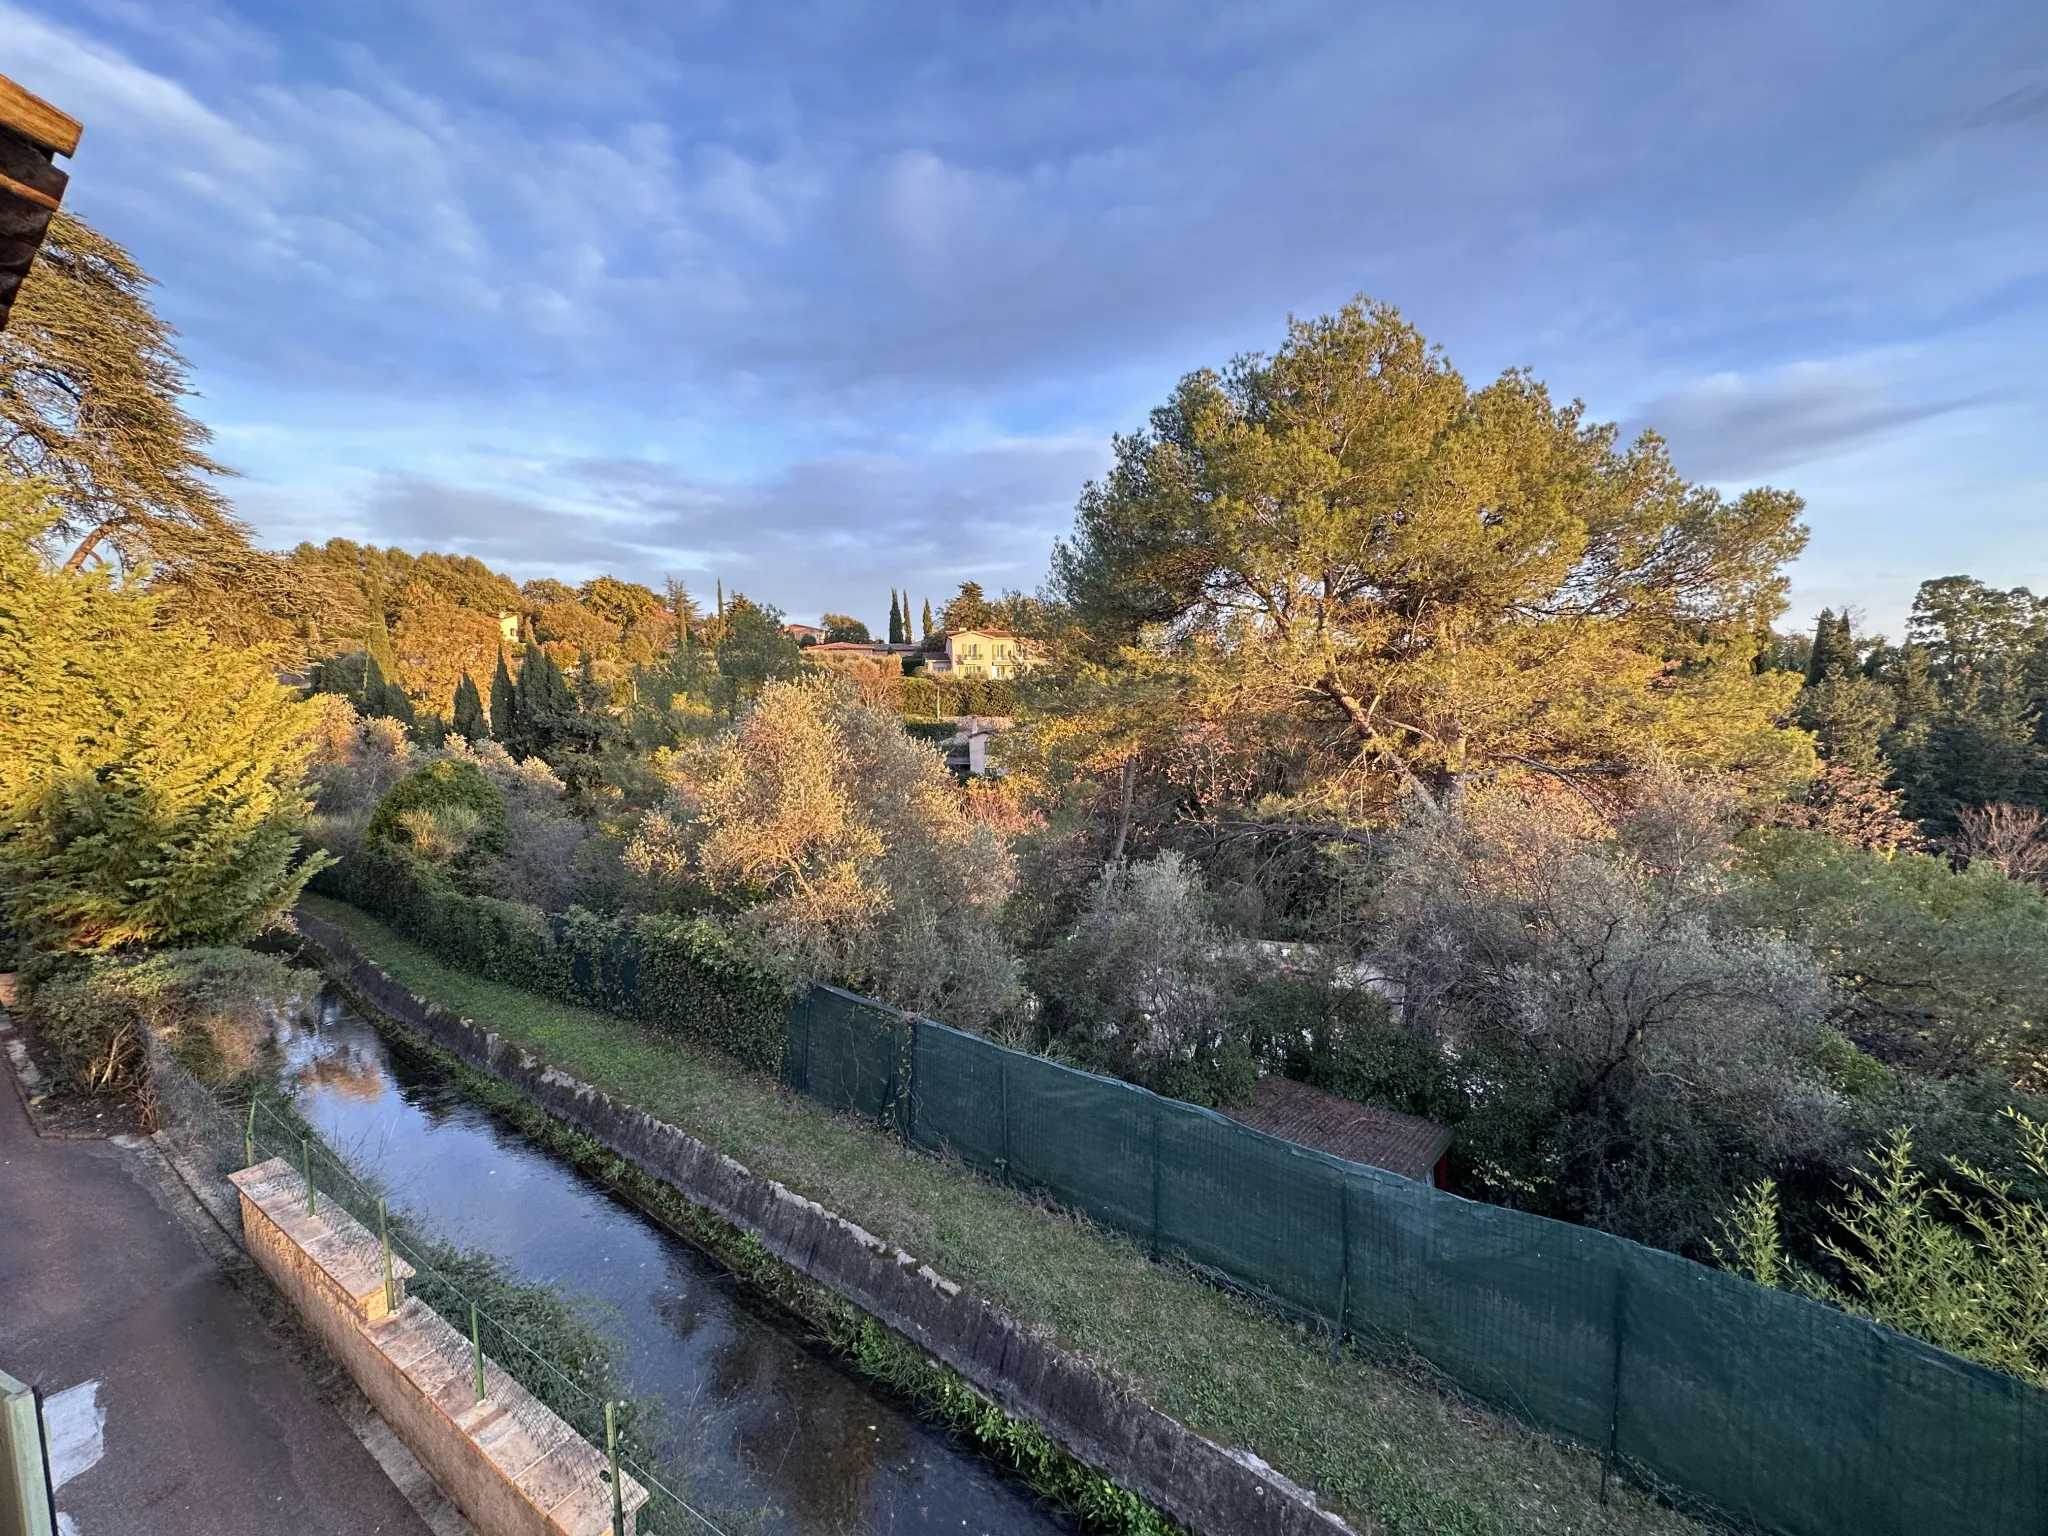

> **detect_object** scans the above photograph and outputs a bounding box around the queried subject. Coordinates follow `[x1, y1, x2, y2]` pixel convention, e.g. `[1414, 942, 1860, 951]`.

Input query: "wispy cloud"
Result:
[1628, 365, 1979, 483]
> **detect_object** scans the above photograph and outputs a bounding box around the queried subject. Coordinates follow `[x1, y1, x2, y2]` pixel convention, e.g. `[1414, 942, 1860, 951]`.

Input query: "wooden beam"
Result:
[0, 73, 82, 158]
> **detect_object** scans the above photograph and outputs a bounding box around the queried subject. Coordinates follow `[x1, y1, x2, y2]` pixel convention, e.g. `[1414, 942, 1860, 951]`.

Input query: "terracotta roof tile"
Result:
[1225, 1075, 1452, 1182]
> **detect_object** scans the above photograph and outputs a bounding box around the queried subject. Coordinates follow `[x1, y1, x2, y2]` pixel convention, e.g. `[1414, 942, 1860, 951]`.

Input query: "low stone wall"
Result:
[292, 908, 1360, 1536]
[230, 1156, 646, 1536]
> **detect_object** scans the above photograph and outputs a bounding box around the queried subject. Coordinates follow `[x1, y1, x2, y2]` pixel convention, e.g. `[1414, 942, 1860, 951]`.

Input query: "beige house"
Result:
[497, 611, 520, 645]
[929, 629, 1037, 680]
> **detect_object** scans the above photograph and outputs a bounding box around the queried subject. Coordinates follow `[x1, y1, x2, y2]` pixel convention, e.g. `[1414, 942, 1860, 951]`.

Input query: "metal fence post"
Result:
[1600, 1263, 1628, 1503]
[1333, 1175, 1351, 1363]
[244, 1095, 257, 1167]
[1149, 1105, 1162, 1259]
[470, 1304, 485, 1401]
[379, 1199, 394, 1314]
[997, 1052, 1010, 1183]
[606, 1401, 623, 1536]
[303, 1138, 315, 1216]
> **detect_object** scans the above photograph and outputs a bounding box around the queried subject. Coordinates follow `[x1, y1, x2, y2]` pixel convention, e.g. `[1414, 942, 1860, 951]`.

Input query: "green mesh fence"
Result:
[887, 1016, 2048, 1536]
[782, 984, 913, 1129]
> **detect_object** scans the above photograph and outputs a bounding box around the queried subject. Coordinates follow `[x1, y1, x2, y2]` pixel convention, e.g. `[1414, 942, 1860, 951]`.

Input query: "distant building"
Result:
[926, 629, 1038, 680]
[497, 611, 520, 645]
[784, 623, 827, 645]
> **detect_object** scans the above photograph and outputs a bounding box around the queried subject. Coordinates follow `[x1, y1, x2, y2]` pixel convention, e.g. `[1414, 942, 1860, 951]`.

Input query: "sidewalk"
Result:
[0, 1065, 434, 1536]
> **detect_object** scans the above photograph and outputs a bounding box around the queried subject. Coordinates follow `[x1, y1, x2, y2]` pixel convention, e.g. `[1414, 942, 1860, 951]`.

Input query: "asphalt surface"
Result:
[0, 1073, 432, 1536]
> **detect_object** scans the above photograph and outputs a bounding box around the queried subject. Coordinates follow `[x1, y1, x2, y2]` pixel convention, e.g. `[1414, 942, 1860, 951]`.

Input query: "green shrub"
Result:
[318, 843, 790, 1071]
[1249, 977, 1461, 1123]
[23, 947, 311, 1092]
[365, 760, 508, 871]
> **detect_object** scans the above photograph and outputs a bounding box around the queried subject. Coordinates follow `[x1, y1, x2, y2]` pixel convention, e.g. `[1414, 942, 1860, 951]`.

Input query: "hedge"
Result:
[311, 847, 790, 1072]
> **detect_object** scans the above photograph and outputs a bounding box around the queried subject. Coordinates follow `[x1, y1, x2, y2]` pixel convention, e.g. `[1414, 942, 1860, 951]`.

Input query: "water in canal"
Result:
[269, 990, 1067, 1536]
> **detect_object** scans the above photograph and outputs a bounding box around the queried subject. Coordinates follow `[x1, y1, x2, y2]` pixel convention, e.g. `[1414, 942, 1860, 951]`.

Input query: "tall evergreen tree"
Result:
[1805, 609, 1856, 684]
[888, 591, 903, 644]
[0, 482, 330, 952]
[509, 642, 578, 759]
[921, 599, 934, 642]
[451, 671, 488, 743]
[366, 605, 400, 679]
[358, 652, 415, 727]
[489, 651, 516, 742]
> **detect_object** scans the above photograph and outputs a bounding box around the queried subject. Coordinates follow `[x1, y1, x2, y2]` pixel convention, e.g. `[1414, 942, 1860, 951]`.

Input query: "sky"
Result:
[6, 0, 2046, 639]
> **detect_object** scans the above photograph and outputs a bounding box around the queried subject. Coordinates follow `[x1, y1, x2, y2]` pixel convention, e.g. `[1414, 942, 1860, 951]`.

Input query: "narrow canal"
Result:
[269, 989, 1068, 1536]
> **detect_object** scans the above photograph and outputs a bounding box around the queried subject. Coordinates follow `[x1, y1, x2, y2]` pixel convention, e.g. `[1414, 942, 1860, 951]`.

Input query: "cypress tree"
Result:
[921, 598, 933, 642]
[489, 651, 516, 742]
[888, 591, 902, 645]
[452, 671, 488, 743]
[359, 653, 414, 726]
[1806, 609, 1856, 684]
[366, 607, 400, 679]
[510, 642, 576, 758]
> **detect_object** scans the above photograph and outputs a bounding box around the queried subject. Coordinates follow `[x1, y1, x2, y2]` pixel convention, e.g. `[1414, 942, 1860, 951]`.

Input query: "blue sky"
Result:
[6, 0, 2045, 638]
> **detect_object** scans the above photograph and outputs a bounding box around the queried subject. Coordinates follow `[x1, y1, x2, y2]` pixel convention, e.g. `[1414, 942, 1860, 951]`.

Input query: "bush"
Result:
[23, 947, 312, 1093]
[365, 759, 508, 872]
[1737, 827, 2048, 1085]
[318, 843, 792, 1072]
[1248, 977, 1461, 1123]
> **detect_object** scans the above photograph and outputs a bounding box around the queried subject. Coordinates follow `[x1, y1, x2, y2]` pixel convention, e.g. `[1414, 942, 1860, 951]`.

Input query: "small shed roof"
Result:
[1225, 1075, 1452, 1183]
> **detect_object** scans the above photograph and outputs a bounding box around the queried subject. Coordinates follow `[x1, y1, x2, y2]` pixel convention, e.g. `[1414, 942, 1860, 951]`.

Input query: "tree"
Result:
[713, 594, 805, 711]
[888, 591, 903, 645]
[0, 482, 329, 953]
[0, 212, 237, 576]
[1952, 804, 2048, 888]
[631, 677, 1017, 1026]
[391, 592, 503, 716]
[921, 599, 934, 643]
[489, 651, 516, 742]
[452, 672, 488, 744]
[1047, 298, 1814, 820]
[578, 575, 660, 628]
[1378, 781, 1840, 1250]
[941, 581, 996, 635]
[1737, 828, 2048, 1084]
[1805, 608, 1857, 684]
[508, 642, 579, 760]
[823, 612, 872, 645]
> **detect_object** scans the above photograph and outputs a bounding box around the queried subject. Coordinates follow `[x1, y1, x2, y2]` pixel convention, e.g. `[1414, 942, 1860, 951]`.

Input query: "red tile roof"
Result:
[1225, 1075, 1452, 1182]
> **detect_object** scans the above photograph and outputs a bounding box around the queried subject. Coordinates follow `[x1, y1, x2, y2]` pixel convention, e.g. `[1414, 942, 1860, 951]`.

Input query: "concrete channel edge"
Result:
[289, 908, 1362, 1536]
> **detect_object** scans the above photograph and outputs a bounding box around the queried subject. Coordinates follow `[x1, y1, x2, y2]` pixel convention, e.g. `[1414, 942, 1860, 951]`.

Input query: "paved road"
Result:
[0, 1073, 432, 1536]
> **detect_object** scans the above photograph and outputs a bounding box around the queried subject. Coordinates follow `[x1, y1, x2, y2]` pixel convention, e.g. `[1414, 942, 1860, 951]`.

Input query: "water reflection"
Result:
[271, 993, 1064, 1536]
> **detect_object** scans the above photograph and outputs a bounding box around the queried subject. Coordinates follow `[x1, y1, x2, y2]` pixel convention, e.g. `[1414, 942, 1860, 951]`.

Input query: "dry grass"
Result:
[300, 893, 1711, 1536]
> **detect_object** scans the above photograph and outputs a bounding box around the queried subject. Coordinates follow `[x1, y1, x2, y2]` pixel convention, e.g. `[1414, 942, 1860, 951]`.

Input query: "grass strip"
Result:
[300, 893, 1708, 1536]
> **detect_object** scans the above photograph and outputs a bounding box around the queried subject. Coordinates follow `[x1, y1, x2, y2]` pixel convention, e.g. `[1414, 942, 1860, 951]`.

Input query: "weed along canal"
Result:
[269, 989, 1071, 1536]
